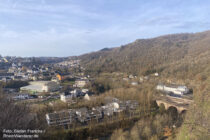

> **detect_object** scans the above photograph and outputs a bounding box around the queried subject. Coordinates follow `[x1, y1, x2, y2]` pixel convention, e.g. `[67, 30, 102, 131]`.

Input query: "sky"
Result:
[0, 0, 210, 57]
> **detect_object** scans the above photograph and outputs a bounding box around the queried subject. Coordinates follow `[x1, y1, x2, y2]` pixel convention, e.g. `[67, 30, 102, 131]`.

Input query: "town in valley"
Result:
[0, 55, 193, 131]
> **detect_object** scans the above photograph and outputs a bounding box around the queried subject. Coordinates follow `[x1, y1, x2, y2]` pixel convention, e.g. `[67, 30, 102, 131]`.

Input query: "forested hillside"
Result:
[80, 31, 210, 77]
[79, 30, 210, 139]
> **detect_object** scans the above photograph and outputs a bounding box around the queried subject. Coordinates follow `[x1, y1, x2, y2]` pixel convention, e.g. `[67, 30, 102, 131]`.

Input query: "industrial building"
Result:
[156, 84, 189, 96]
[20, 81, 60, 93]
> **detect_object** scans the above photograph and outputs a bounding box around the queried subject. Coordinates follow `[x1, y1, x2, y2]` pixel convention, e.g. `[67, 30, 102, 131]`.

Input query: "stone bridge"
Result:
[155, 95, 193, 113]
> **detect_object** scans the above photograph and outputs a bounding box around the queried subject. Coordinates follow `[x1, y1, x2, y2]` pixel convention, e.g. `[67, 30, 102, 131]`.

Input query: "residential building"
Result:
[131, 82, 138, 86]
[139, 77, 144, 82]
[60, 92, 72, 102]
[154, 73, 159, 76]
[56, 74, 63, 81]
[70, 89, 84, 97]
[45, 97, 139, 127]
[81, 89, 89, 93]
[56, 73, 69, 81]
[0, 73, 14, 79]
[123, 78, 129, 81]
[129, 75, 134, 79]
[74, 79, 89, 88]
[46, 109, 76, 126]
[51, 77, 59, 83]
[13, 94, 30, 100]
[84, 94, 90, 101]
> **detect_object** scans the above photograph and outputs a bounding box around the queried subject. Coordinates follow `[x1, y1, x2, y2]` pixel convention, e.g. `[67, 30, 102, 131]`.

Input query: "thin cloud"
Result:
[0, 0, 210, 56]
[0, 1, 102, 19]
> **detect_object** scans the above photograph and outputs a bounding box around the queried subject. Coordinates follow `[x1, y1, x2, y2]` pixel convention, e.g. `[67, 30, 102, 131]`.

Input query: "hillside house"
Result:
[0, 73, 14, 79]
[84, 94, 90, 100]
[13, 94, 30, 100]
[139, 77, 144, 82]
[0, 73, 14, 82]
[154, 73, 159, 76]
[56, 73, 70, 81]
[8, 67, 17, 73]
[51, 76, 59, 83]
[129, 75, 134, 79]
[123, 78, 129, 81]
[74, 79, 89, 88]
[70, 89, 84, 97]
[60, 92, 72, 102]
[131, 82, 138, 86]
[56, 74, 64, 81]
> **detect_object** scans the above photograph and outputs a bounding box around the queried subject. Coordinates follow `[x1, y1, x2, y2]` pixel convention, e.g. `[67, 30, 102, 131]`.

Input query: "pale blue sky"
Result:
[0, 0, 210, 57]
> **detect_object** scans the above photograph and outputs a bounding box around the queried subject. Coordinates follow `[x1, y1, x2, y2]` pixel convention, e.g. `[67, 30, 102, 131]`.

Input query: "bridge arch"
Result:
[180, 110, 187, 115]
[156, 100, 187, 114]
[168, 106, 178, 114]
[159, 103, 166, 112]
[167, 106, 178, 121]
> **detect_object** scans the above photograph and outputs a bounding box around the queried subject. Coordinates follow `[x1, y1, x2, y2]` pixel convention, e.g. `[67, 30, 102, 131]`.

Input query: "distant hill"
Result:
[79, 31, 210, 77]
[99, 48, 113, 52]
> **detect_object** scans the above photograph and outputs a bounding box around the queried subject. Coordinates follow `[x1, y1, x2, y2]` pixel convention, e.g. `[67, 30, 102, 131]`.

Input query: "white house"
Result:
[139, 77, 144, 82]
[131, 82, 138, 86]
[84, 94, 90, 101]
[60, 93, 72, 102]
[129, 75, 134, 79]
[81, 89, 89, 93]
[123, 78, 129, 81]
[154, 73, 159, 76]
[70, 89, 80, 97]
